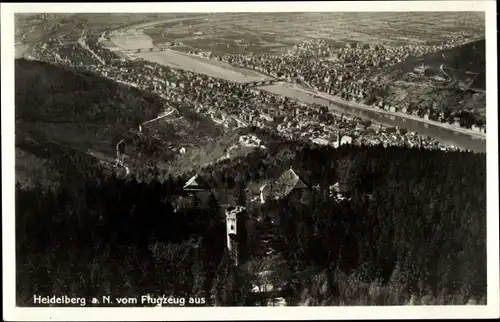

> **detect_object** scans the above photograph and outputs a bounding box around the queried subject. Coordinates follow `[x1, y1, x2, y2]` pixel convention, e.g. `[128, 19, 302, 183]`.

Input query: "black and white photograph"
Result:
[2, 1, 499, 320]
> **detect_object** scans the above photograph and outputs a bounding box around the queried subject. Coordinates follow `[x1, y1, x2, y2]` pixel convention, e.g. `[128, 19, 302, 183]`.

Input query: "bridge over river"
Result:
[107, 18, 487, 154]
[124, 47, 169, 53]
[244, 79, 282, 87]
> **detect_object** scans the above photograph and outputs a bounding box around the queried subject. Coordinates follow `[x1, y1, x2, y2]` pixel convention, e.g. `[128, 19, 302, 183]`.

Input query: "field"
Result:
[14, 13, 202, 55]
[15, 12, 485, 57]
[109, 12, 485, 87]
[15, 44, 30, 58]
[143, 12, 485, 55]
[15, 14, 63, 43]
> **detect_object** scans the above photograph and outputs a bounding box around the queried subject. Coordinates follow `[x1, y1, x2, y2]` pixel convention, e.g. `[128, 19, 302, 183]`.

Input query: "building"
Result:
[179, 174, 217, 210]
[183, 174, 209, 192]
[311, 137, 329, 146]
[256, 167, 311, 204]
[225, 205, 246, 266]
[340, 135, 353, 145]
[272, 166, 311, 202]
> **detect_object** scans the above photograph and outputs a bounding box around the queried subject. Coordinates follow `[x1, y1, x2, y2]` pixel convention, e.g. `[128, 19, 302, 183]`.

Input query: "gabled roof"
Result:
[183, 174, 210, 191]
[272, 167, 310, 198]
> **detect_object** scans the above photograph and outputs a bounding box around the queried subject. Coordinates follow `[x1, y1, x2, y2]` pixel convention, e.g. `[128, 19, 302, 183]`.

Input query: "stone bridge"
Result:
[126, 47, 168, 54]
[243, 79, 281, 88]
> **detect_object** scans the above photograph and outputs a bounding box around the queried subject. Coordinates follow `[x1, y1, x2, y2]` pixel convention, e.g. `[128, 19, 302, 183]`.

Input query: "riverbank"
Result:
[107, 17, 487, 153]
[289, 83, 486, 140]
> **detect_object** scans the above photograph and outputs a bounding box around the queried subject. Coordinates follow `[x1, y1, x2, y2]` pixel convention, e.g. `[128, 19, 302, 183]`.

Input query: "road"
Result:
[16, 16, 487, 148]
[141, 107, 178, 126]
[260, 82, 485, 152]
[54, 16, 477, 153]
[18, 20, 66, 58]
[287, 83, 486, 140]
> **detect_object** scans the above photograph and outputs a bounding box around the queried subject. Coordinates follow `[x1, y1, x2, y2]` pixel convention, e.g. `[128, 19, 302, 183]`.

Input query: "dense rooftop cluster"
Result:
[25, 34, 461, 153]
[210, 33, 485, 131]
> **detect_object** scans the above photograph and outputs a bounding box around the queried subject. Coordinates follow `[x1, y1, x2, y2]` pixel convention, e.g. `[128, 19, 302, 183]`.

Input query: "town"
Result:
[25, 30, 460, 171]
[12, 11, 490, 311]
[211, 33, 485, 132]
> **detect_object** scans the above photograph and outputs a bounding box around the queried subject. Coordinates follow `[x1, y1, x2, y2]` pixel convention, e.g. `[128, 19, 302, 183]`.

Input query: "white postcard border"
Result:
[2, 1, 498, 320]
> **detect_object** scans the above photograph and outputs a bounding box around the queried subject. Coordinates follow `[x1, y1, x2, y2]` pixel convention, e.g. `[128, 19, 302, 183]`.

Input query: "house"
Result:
[340, 135, 353, 145]
[311, 137, 329, 146]
[271, 166, 311, 201]
[250, 89, 261, 96]
[183, 174, 210, 192]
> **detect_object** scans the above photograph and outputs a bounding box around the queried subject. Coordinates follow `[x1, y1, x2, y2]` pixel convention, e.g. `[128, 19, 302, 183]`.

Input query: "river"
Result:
[259, 83, 486, 153]
[108, 18, 487, 154]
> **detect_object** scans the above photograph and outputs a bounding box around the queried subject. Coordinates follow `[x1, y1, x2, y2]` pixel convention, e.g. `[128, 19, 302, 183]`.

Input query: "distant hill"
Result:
[380, 38, 485, 89]
[16, 59, 163, 126]
[372, 39, 486, 127]
[420, 38, 485, 90]
[15, 59, 167, 188]
[14, 59, 229, 188]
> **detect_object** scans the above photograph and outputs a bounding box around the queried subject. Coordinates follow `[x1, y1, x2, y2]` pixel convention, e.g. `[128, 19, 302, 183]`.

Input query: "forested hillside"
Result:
[15, 59, 166, 189]
[16, 58, 163, 125]
[15, 58, 486, 306]
[17, 134, 486, 305]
